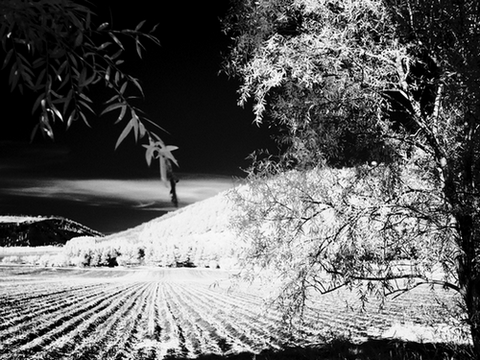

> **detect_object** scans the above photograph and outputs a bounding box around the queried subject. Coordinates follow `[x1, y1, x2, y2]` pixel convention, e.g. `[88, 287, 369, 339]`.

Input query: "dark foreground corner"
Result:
[163, 338, 474, 360]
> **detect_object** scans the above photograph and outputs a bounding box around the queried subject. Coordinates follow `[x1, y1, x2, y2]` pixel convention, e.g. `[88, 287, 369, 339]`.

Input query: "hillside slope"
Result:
[102, 189, 239, 244]
[88, 189, 243, 267]
[0, 216, 103, 246]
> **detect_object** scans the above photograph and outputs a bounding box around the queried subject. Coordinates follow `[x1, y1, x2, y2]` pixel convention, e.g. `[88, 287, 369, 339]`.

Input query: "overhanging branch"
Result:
[324, 269, 460, 294]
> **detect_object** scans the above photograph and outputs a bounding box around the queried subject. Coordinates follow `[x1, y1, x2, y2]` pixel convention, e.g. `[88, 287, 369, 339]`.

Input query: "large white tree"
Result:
[224, 0, 480, 354]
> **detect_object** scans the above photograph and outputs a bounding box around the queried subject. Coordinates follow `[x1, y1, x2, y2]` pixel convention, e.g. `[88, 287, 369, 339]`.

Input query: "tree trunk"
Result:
[465, 278, 480, 357]
[456, 212, 480, 356]
[443, 158, 479, 356]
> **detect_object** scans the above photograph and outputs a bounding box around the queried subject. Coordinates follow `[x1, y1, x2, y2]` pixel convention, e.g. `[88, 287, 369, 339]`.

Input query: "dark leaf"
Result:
[115, 119, 134, 149]
[58, 73, 71, 90]
[109, 32, 124, 50]
[74, 32, 83, 47]
[105, 94, 119, 105]
[97, 22, 109, 31]
[79, 92, 93, 103]
[97, 42, 112, 51]
[64, 89, 73, 112]
[68, 53, 78, 67]
[87, 71, 99, 86]
[110, 49, 123, 61]
[66, 111, 75, 130]
[120, 81, 127, 95]
[151, 23, 160, 34]
[78, 67, 87, 87]
[10, 66, 20, 92]
[32, 92, 45, 114]
[78, 99, 95, 114]
[129, 76, 144, 97]
[2, 49, 13, 70]
[101, 102, 125, 115]
[57, 60, 69, 75]
[50, 103, 63, 122]
[115, 104, 127, 124]
[114, 70, 121, 84]
[79, 111, 91, 128]
[33, 68, 46, 91]
[138, 121, 146, 138]
[136, 38, 143, 59]
[135, 20, 146, 32]
[32, 58, 45, 69]
[30, 123, 40, 143]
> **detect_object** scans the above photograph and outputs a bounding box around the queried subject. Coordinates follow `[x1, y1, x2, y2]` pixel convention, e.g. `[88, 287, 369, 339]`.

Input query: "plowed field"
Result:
[0, 266, 467, 360]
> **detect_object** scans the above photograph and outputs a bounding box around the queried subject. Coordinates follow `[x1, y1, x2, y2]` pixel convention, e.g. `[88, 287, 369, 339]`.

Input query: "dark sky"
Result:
[0, 0, 274, 234]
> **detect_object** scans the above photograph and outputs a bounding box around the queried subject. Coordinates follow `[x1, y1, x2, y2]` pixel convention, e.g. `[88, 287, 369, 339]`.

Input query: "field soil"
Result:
[0, 265, 471, 360]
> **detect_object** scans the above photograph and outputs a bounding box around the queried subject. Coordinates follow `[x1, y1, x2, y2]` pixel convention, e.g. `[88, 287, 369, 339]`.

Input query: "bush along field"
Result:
[59, 234, 237, 269]
[0, 236, 236, 269]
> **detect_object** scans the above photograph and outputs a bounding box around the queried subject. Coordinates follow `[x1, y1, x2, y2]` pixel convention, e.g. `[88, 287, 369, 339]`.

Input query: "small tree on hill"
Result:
[224, 0, 480, 354]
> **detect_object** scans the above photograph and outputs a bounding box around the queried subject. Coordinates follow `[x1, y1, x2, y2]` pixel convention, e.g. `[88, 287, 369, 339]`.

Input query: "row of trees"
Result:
[222, 0, 480, 354]
[61, 236, 235, 269]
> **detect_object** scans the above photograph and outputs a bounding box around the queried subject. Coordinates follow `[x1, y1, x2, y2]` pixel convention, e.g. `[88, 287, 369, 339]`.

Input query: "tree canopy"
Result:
[223, 0, 480, 353]
[223, 0, 405, 168]
[0, 0, 178, 197]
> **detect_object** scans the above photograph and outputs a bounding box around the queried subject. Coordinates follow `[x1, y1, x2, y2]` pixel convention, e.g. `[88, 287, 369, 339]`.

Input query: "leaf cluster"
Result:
[223, 0, 408, 168]
[0, 0, 175, 172]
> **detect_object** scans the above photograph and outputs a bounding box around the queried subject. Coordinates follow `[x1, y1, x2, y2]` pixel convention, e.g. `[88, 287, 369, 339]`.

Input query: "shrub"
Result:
[1, 256, 21, 264]
[100, 246, 119, 267]
[23, 255, 40, 265]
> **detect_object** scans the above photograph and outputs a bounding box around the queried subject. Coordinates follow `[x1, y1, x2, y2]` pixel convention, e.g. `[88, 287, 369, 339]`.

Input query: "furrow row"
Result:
[0, 281, 142, 356]
[0, 283, 114, 332]
[0, 281, 101, 308]
[0, 285, 81, 320]
[92, 283, 157, 360]
[169, 282, 284, 353]
[151, 282, 184, 359]
[165, 282, 225, 356]
[58, 282, 154, 360]
[11, 282, 151, 360]
[178, 283, 288, 342]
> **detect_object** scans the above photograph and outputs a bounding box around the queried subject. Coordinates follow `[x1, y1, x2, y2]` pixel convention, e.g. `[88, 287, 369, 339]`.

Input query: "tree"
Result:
[0, 0, 178, 202]
[223, 0, 480, 354]
[222, 0, 401, 169]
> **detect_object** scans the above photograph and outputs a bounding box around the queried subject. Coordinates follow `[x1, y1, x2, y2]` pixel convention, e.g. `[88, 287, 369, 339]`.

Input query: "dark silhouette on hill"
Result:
[0, 217, 103, 246]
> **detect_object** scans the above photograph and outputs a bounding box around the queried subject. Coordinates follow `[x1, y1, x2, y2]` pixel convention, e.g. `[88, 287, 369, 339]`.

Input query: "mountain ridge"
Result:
[0, 216, 104, 246]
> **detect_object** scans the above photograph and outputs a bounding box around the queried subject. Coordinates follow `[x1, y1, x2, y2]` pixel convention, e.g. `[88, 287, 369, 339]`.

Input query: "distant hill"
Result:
[0, 216, 104, 246]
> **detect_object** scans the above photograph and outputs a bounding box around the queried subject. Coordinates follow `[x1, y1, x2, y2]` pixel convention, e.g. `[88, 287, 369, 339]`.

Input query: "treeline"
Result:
[1, 235, 238, 269]
[61, 234, 237, 269]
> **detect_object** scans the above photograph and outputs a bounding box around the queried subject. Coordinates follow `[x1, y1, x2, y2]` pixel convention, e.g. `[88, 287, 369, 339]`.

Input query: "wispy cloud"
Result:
[0, 142, 241, 233]
[0, 175, 237, 210]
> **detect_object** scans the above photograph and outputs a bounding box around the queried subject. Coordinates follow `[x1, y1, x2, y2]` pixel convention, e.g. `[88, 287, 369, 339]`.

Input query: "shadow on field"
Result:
[164, 339, 474, 360]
